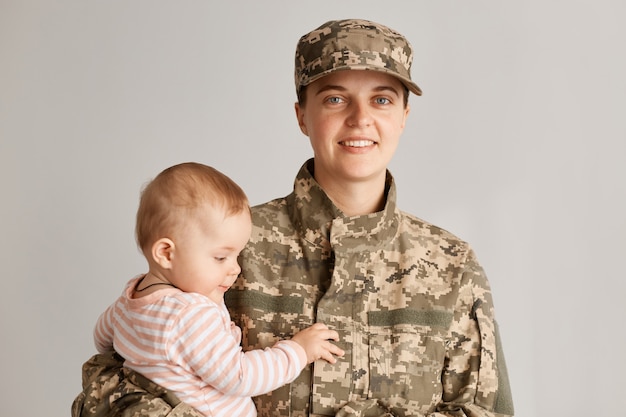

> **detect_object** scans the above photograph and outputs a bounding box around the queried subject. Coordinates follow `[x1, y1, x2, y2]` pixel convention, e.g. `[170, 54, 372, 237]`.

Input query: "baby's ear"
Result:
[152, 238, 175, 269]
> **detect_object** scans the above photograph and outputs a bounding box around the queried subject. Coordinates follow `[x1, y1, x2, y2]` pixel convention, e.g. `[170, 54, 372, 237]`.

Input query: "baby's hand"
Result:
[291, 323, 345, 364]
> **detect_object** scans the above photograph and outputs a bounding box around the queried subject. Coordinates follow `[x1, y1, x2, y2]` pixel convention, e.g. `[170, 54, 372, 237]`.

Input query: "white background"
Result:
[1, 1, 625, 416]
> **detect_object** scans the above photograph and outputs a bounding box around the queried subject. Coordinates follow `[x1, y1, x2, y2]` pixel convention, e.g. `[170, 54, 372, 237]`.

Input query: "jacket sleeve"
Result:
[435, 249, 514, 416]
[313, 248, 515, 417]
[71, 351, 205, 417]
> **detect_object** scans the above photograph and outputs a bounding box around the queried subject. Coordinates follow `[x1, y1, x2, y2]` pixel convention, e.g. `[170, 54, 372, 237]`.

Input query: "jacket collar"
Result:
[287, 159, 399, 252]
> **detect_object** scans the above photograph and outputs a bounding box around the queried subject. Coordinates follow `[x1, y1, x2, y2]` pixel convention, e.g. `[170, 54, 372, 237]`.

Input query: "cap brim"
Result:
[301, 65, 422, 96]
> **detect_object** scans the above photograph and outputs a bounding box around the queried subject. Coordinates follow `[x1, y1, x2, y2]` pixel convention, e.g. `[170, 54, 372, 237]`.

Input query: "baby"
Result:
[93, 162, 344, 416]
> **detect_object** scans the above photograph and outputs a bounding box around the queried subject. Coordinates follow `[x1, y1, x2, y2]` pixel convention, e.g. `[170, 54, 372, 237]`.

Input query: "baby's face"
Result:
[168, 208, 251, 304]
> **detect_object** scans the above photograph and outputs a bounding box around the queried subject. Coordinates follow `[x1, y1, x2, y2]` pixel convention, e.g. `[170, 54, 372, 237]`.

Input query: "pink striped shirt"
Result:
[94, 276, 307, 417]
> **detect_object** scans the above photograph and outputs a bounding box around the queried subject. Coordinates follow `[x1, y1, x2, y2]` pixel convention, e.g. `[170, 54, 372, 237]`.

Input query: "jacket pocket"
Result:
[367, 309, 450, 414]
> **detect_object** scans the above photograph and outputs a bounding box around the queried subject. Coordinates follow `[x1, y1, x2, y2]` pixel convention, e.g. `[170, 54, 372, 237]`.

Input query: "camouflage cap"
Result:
[295, 19, 422, 97]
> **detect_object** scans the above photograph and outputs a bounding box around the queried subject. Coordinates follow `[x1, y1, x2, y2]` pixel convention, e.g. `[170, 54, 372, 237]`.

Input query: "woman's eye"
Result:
[375, 97, 391, 105]
[215, 257, 226, 262]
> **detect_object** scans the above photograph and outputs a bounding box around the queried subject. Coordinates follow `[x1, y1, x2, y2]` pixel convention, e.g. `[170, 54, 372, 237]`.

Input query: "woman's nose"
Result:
[346, 101, 373, 127]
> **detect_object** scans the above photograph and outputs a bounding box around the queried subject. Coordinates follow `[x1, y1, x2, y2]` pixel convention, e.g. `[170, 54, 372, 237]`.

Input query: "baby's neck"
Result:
[132, 273, 178, 298]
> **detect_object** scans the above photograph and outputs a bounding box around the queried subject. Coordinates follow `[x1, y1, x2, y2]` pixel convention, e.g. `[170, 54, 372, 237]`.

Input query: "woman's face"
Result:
[295, 70, 410, 192]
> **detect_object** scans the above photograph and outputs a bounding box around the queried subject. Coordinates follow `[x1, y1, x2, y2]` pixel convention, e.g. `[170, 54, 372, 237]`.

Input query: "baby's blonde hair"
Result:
[135, 162, 249, 253]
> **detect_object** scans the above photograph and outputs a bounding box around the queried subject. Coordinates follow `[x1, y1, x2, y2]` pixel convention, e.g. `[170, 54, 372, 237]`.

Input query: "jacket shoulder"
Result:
[398, 210, 470, 251]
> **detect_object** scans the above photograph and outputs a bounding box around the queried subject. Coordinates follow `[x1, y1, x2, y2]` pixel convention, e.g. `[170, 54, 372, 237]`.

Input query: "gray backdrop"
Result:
[2, 1, 625, 416]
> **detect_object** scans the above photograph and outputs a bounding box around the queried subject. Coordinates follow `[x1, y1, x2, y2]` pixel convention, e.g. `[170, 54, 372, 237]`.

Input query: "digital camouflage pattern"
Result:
[72, 351, 204, 417]
[295, 19, 422, 97]
[72, 160, 513, 417]
[225, 160, 514, 417]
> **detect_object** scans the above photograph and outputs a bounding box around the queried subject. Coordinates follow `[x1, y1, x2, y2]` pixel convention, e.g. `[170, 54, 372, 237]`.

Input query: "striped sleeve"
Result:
[168, 301, 308, 398]
[93, 302, 116, 353]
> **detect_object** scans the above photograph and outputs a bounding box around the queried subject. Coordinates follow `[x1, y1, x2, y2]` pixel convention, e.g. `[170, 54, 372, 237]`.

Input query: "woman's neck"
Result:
[320, 177, 387, 217]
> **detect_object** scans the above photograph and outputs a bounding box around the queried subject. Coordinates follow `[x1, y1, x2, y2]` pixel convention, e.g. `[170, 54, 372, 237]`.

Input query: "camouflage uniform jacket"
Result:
[225, 160, 514, 417]
[72, 351, 205, 417]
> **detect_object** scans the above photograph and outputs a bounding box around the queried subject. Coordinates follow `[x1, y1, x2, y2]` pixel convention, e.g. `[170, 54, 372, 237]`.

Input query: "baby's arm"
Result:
[290, 323, 344, 364]
[176, 304, 344, 398]
[229, 320, 242, 344]
[93, 302, 116, 353]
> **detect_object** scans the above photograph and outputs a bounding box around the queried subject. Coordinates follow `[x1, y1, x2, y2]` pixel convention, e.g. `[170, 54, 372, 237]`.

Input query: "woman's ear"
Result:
[294, 102, 309, 136]
[152, 238, 175, 269]
[401, 103, 410, 129]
